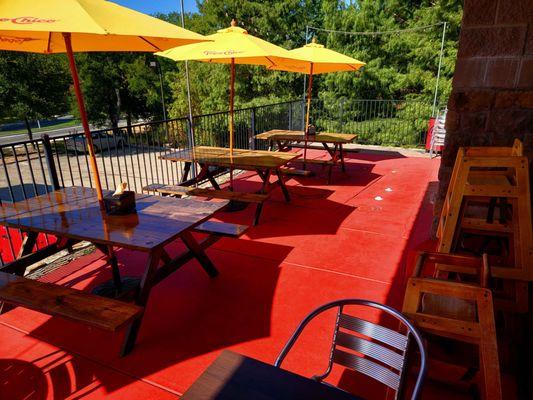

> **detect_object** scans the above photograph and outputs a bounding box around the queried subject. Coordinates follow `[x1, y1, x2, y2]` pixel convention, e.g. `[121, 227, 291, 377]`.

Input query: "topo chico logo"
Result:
[203, 49, 244, 56]
[0, 16, 58, 24]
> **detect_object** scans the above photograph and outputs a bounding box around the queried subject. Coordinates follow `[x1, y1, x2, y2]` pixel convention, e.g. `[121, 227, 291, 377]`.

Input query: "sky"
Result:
[114, 0, 198, 15]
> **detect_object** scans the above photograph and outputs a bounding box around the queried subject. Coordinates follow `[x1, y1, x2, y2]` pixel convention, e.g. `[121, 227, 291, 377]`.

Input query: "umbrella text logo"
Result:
[0, 17, 57, 25]
[0, 36, 34, 44]
[203, 50, 244, 56]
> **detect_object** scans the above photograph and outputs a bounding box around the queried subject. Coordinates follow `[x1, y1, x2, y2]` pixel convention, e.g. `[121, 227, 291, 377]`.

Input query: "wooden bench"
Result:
[143, 184, 269, 226]
[194, 221, 249, 238]
[280, 167, 314, 177]
[0, 271, 142, 354]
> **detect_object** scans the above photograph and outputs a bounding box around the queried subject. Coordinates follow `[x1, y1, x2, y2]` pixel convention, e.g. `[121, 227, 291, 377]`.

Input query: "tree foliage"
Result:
[72, 53, 167, 129]
[0, 0, 463, 129]
[318, 0, 461, 106]
[0, 52, 70, 122]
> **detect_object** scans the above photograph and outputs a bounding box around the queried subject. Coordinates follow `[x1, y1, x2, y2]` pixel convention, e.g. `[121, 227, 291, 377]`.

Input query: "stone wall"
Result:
[436, 0, 533, 223]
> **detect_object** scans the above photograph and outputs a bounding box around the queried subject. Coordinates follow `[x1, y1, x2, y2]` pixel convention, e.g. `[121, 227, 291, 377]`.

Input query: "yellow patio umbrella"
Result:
[269, 38, 365, 163]
[156, 20, 303, 187]
[0, 0, 208, 209]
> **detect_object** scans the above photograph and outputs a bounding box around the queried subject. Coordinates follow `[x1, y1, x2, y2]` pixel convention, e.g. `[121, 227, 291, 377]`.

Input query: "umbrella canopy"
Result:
[269, 39, 365, 164]
[268, 39, 365, 75]
[157, 20, 301, 188]
[0, 0, 207, 53]
[155, 20, 295, 65]
[0, 0, 209, 208]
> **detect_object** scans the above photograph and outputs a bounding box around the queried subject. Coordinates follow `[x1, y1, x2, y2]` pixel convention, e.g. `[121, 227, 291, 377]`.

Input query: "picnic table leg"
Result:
[0, 231, 39, 314]
[181, 162, 192, 183]
[328, 144, 340, 184]
[13, 232, 38, 276]
[321, 142, 335, 158]
[253, 169, 272, 226]
[199, 164, 222, 190]
[275, 169, 291, 202]
[339, 144, 346, 172]
[121, 248, 162, 356]
[181, 231, 219, 278]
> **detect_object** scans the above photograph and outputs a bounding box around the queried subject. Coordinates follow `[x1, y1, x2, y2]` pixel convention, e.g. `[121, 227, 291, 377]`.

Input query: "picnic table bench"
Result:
[255, 129, 358, 183]
[0, 186, 248, 356]
[143, 183, 268, 225]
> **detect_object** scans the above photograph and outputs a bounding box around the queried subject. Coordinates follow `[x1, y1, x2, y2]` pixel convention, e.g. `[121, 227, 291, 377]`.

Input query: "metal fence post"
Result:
[288, 102, 293, 130]
[249, 107, 256, 150]
[301, 100, 306, 131]
[339, 98, 345, 131]
[186, 117, 197, 179]
[42, 134, 60, 190]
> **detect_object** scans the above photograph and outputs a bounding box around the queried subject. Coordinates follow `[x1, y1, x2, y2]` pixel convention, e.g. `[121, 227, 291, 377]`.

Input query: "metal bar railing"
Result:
[0, 98, 436, 265]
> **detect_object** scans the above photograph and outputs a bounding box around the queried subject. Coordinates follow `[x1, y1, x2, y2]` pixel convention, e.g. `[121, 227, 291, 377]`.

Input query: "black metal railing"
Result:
[0, 98, 434, 265]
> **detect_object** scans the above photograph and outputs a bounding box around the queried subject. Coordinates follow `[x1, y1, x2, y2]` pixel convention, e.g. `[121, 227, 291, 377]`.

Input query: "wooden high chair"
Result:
[402, 252, 502, 400]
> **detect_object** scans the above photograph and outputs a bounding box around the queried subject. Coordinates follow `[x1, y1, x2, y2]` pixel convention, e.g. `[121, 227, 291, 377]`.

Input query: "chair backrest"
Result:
[275, 299, 427, 400]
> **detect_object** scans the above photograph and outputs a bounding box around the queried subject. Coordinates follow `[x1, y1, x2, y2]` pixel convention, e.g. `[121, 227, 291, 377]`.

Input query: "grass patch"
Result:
[0, 120, 79, 137]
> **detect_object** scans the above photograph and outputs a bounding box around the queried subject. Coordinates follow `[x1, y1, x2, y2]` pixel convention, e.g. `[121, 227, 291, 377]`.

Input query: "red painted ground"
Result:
[0, 149, 458, 399]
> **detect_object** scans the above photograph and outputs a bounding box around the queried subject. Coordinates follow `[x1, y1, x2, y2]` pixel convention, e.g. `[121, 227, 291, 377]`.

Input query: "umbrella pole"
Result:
[63, 33, 105, 210]
[229, 57, 235, 190]
[303, 63, 314, 170]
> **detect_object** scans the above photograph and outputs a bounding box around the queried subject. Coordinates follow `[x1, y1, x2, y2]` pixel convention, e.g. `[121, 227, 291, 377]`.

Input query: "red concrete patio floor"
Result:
[0, 149, 453, 399]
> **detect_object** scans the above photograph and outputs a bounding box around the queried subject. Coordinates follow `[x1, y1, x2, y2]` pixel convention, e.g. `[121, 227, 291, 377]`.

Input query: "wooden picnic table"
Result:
[256, 129, 357, 183]
[0, 186, 228, 355]
[181, 350, 362, 400]
[160, 146, 300, 202]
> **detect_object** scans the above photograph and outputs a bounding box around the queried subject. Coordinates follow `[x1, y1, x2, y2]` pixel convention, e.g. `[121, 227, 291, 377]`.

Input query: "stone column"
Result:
[435, 0, 533, 229]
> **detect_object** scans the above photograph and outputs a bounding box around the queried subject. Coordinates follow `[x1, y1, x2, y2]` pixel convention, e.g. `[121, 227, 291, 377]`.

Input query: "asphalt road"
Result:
[0, 120, 127, 146]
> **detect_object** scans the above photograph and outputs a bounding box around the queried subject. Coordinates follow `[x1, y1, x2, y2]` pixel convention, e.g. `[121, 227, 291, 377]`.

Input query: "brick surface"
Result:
[461, 111, 488, 133]
[487, 108, 533, 134]
[458, 26, 527, 58]
[526, 24, 533, 55]
[494, 91, 519, 109]
[485, 58, 520, 88]
[463, 0, 497, 26]
[452, 58, 486, 88]
[448, 91, 494, 112]
[496, 0, 533, 24]
[517, 91, 533, 108]
[518, 58, 533, 88]
[444, 109, 460, 132]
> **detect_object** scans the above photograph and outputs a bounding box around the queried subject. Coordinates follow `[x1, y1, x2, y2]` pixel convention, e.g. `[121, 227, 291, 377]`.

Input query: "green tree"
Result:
[165, 1, 324, 116]
[73, 53, 168, 129]
[319, 0, 462, 105]
[0, 52, 70, 139]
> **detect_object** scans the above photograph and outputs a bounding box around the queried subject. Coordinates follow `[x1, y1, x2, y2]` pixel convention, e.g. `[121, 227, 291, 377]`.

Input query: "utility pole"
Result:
[150, 60, 167, 121]
[180, 0, 197, 179]
[432, 22, 447, 117]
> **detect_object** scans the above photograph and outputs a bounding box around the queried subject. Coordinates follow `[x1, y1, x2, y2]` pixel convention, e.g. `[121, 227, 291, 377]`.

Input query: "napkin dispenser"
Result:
[104, 182, 136, 215]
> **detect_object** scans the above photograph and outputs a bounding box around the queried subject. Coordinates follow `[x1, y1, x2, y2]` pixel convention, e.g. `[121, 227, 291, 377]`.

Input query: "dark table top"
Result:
[256, 130, 358, 144]
[160, 146, 300, 170]
[0, 186, 227, 252]
[181, 350, 362, 400]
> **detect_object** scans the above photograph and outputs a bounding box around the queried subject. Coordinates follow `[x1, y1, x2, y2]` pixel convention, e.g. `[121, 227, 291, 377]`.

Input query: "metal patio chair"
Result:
[275, 299, 427, 400]
[429, 108, 447, 158]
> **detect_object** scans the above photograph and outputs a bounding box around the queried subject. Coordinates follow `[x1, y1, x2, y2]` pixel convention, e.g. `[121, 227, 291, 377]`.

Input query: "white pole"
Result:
[302, 25, 310, 130]
[432, 22, 447, 117]
[180, 0, 197, 180]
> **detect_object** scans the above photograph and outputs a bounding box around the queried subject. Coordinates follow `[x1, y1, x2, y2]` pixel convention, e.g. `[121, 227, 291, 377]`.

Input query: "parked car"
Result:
[65, 131, 127, 153]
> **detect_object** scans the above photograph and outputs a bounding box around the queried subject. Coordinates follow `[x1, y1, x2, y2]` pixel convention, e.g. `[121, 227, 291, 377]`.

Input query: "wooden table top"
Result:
[181, 350, 362, 400]
[160, 146, 300, 169]
[0, 187, 227, 252]
[256, 129, 358, 143]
